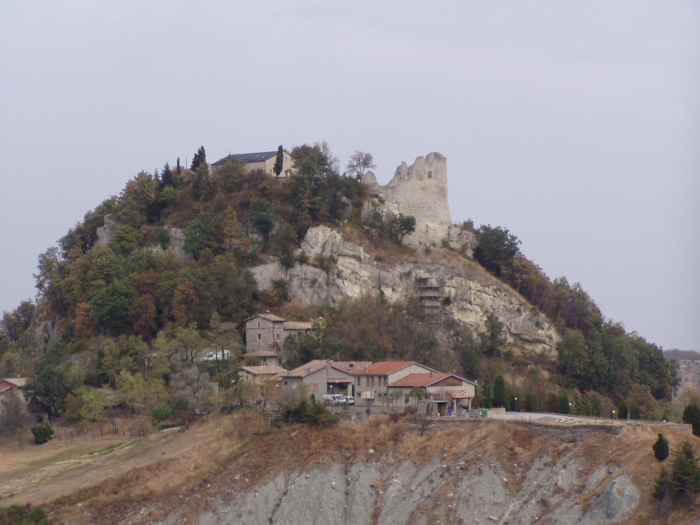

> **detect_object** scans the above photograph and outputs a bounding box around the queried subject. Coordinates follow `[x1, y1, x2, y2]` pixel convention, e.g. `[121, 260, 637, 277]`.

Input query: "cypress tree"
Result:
[493, 375, 508, 409]
[592, 397, 602, 417]
[481, 378, 493, 409]
[653, 433, 670, 461]
[618, 400, 628, 420]
[630, 405, 641, 420]
[161, 162, 175, 187]
[683, 403, 700, 436]
[557, 390, 570, 414]
[273, 145, 284, 177]
[191, 146, 207, 171]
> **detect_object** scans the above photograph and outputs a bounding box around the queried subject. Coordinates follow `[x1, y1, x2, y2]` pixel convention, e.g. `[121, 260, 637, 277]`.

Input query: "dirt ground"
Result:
[0, 416, 241, 507]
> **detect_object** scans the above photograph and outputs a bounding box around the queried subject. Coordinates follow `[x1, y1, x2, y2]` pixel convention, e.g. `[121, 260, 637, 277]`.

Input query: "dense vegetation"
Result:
[0, 142, 682, 436]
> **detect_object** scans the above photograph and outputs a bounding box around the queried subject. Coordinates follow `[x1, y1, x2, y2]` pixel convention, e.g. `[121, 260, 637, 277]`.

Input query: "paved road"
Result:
[487, 412, 618, 425]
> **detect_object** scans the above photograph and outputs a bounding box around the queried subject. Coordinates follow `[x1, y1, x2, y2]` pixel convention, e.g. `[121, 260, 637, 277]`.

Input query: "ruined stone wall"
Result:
[363, 152, 452, 247]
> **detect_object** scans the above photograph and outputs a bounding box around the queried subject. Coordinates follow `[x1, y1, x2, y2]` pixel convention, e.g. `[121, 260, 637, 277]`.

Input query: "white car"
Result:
[203, 349, 231, 361]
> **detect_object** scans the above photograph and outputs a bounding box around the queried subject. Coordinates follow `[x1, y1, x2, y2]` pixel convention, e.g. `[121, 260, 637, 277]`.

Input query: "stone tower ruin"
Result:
[362, 152, 452, 246]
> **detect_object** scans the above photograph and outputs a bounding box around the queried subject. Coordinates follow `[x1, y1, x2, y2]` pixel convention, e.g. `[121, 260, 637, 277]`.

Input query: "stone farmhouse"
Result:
[243, 313, 313, 367]
[0, 377, 27, 401]
[212, 150, 294, 177]
[352, 361, 476, 408]
[238, 365, 287, 383]
[281, 360, 359, 401]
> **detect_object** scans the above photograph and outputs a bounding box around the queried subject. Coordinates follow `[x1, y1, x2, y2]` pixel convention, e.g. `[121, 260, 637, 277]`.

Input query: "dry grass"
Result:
[21, 416, 700, 525]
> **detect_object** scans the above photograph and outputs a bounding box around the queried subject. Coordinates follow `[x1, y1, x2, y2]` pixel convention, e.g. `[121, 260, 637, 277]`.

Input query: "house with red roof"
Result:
[352, 361, 435, 406]
[281, 360, 358, 401]
[387, 372, 476, 412]
[0, 377, 28, 401]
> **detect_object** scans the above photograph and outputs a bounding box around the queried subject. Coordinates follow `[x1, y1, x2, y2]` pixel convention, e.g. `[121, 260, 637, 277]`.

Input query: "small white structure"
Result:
[212, 150, 294, 177]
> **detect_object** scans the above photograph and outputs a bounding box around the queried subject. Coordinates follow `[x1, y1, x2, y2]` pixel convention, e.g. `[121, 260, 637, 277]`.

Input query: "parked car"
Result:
[332, 394, 347, 406]
[346, 395, 355, 406]
[203, 349, 231, 361]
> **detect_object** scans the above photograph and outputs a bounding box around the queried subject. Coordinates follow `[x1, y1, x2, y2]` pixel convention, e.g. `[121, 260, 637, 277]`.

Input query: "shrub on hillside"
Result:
[0, 504, 49, 525]
[282, 395, 339, 426]
[31, 422, 54, 444]
[653, 433, 670, 461]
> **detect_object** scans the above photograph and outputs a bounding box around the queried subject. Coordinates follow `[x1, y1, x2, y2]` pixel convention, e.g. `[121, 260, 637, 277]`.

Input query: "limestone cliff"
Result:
[251, 225, 560, 355]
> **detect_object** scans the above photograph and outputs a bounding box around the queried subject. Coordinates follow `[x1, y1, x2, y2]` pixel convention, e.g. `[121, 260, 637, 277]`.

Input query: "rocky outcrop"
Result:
[251, 226, 560, 354]
[153, 444, 637, 525]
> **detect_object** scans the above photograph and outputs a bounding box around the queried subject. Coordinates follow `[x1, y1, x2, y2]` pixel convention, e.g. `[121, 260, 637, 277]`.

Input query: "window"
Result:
[277, 334, 280, 340]
[257, 334, 261, 340]
[428, 170, 433, 179]
[284, 380, 288, 385]
[258, 322, 260, 328]
[312, 383, 319, 392]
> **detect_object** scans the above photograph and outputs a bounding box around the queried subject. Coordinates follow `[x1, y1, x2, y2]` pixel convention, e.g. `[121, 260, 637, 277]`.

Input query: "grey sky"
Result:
[1, 1, 698, 350]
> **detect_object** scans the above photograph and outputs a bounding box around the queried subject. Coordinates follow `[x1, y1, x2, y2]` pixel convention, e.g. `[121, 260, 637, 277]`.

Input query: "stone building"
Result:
[387, 372, 476, 411]
[352, 361, 435, 406]
[211, 150, 294, 177]
[362, 152, 452, 247]
[243, 313, 313, 366]
[281, 360, 356, 401]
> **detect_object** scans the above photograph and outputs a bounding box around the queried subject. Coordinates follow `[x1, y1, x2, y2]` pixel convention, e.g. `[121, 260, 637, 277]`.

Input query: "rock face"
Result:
[362, 153, 452, 247]
[154, 446, 638, 525]
[250, 226, 559, 354]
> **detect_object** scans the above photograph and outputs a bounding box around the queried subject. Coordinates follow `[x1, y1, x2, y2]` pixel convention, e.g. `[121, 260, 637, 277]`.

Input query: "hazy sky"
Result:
[1, 1, 698, 350]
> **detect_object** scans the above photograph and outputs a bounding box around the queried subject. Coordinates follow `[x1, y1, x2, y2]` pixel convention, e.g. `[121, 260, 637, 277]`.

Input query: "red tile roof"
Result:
[352, 361, 413, 376]
[286, 360, 331, 378]
[1, 377, 27, 388]
[331, 361, 373, 374]
[389, 373, 451, 387]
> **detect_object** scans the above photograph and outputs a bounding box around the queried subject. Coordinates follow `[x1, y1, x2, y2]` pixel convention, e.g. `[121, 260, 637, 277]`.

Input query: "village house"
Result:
[0, 377, 28, 401]
[211, 150, 294, 177]
[352, 361, 437, 405]
[387, 372, 476, 412]
[238, 365, 287, 383]
[242, 313, 313, 367]
[281, 360, 357, 401]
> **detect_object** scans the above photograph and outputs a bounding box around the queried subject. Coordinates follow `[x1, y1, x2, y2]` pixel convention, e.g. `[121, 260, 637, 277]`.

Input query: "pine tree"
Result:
[493, 375, 508, 409]
[683, 403, 700, 436]
[653, 466, 671, 501]
[273, 145, 284, 177]
[558, 390, 570, 414]
[161, 162, 175, 188]
[592, 397, 602, 417]
[670, 441, 700, 499]
[653, 433, 670, 461]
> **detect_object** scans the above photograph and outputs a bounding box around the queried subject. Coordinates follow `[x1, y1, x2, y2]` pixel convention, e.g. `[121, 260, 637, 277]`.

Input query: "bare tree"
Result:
[346, 151, 376, 180]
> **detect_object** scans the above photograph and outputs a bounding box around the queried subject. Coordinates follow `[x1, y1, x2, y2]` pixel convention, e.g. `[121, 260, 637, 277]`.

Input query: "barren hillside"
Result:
[6, 415, 699, 525]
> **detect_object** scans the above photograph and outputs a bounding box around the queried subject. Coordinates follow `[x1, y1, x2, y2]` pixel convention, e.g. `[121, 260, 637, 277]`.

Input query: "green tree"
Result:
[161, 162, 178, 188]
[26, 364, 81, 416]
[271, 223, 298, 267]
[618, 400, 628, 420]
[683, 403, 700, 436]
[493, 375, 508, 409]
[524, 393, 538, 412]
[629, 405, 641, 420]
[669, 441, 700, 500]
[481, 378, 493, 408]
[184, 213, 216, 258]
[474, 225, 521, 278]
[480, 314, 507, 357]
[190, 146, 207, 171]
[0, 392, 30, 444]
[89, 281, 139, 335]
[273, 145, 284, 177]
[31, 422, 54, 444]
[151, 402, 172, 423]
[545, 393, 559, 412]
[558, 390, 570, 414]
[388, 213, 416, 243]
[653, 433, 670, 461]
[217, 158, 245, 194]
[592, 396, 602, 417]
[190, 163, 213, 200]
[250, 197, 279, 239]
[653, 466, 671, 502]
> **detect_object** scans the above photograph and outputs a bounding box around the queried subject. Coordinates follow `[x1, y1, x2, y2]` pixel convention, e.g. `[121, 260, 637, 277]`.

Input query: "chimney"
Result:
[430, 371, 433, 377]
[364, 366, 368, 373]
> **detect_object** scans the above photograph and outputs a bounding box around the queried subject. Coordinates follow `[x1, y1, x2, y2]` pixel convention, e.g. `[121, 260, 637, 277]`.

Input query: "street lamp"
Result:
[515, 396, 518, 412]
